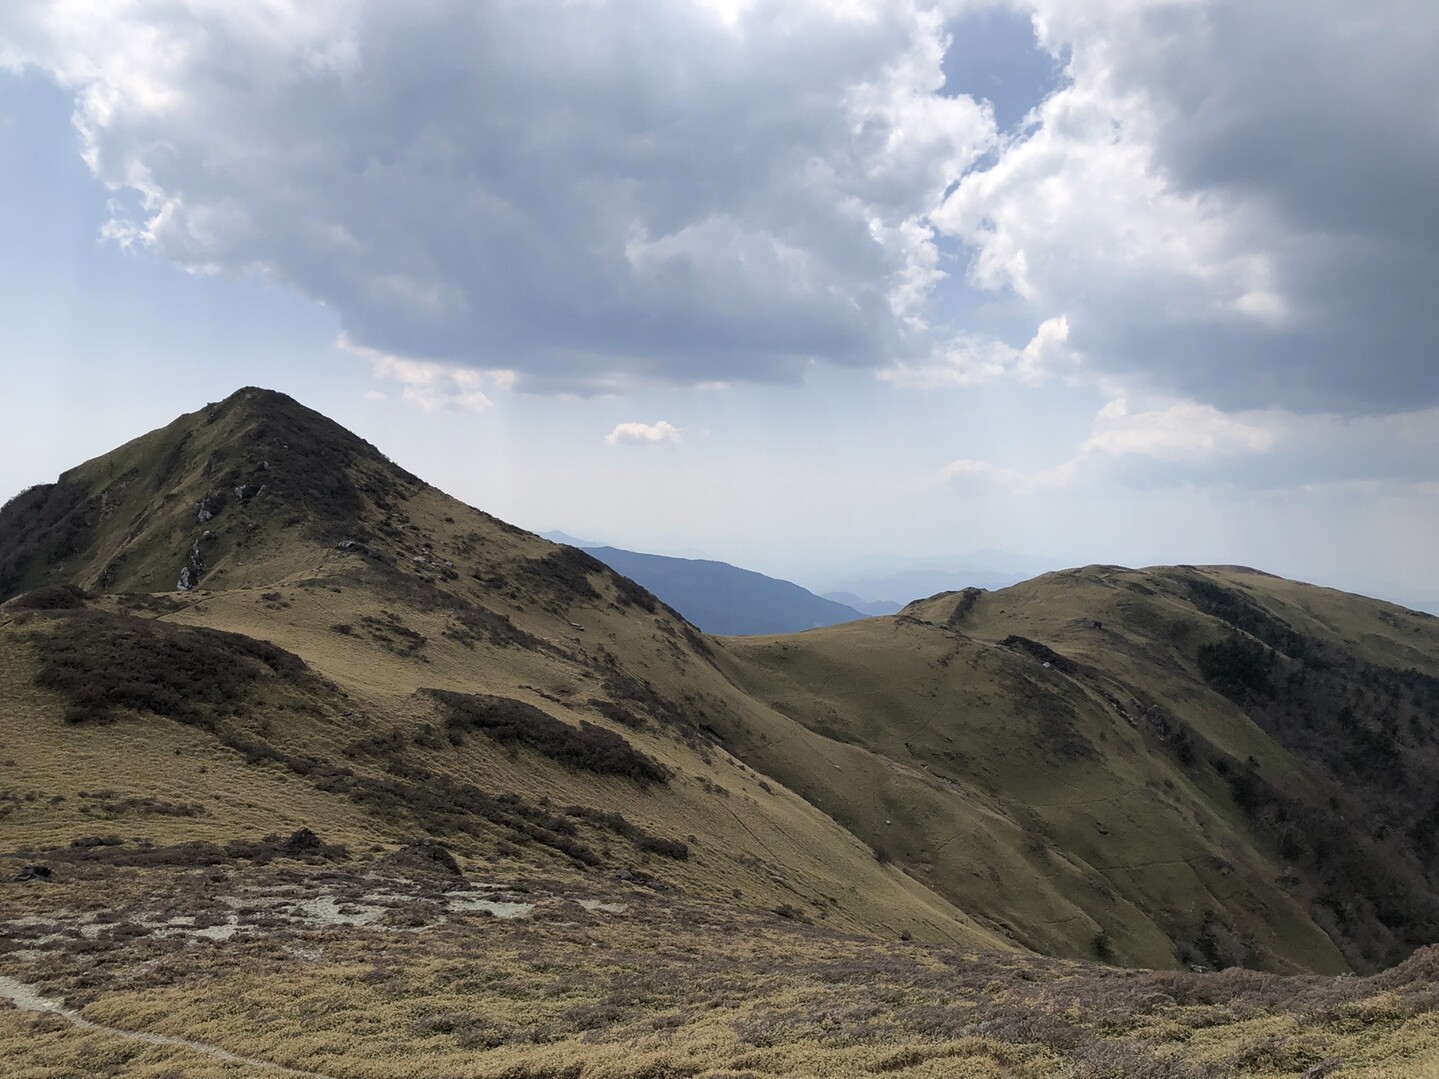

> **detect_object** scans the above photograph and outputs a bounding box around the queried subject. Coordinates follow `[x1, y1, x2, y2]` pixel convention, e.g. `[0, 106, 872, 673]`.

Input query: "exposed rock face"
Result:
[176, 534, 210, 592]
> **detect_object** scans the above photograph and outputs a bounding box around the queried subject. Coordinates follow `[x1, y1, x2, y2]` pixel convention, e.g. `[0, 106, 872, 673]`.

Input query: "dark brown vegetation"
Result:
[1182, 577, 1439, 969]
[30, 608, 324, 727]
[998, 633, 1080, 674]
[1, 583, 89, 611]
[944, 586, 984, 627]
[338, 762, 687, 869]
[443, 603, 542, 650]
[562, 805, 689, 860]
[207, 387, 424, 542]
[0, 478, 93, 601]
[35, 828, 349, 869]
[429, 691, 671, 785]
[518, 547, 604, 603]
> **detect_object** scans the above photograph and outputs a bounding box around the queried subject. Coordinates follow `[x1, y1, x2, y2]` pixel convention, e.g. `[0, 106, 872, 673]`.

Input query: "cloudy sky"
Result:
[2, 0, 1437, 605]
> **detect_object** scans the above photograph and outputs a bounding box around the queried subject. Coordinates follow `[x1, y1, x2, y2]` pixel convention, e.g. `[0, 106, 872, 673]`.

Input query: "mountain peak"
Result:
[0, 386, 424, 599]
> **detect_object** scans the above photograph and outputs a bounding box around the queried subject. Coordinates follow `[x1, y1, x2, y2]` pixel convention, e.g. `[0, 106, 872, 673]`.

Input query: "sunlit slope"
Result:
[717, 614, 1342, 973]
[720, 566, 1439, 974]
[0, 388, 1003, 950]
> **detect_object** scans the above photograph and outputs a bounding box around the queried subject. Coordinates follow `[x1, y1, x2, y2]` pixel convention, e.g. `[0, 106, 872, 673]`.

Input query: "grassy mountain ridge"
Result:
[0, 387, 425, 598]
[5, 387, 1439, 1077]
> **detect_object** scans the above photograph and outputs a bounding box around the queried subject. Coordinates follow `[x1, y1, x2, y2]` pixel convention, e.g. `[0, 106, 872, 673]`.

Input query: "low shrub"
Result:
[31, 608, 318, 726]
[430, 690, 670, 785]
[519, 548, 603, 602]
[4, 584, 88, 610]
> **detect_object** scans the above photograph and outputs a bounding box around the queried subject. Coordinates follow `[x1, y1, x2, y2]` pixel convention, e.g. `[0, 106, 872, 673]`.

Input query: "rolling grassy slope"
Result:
[4, 387, 1439, 1078]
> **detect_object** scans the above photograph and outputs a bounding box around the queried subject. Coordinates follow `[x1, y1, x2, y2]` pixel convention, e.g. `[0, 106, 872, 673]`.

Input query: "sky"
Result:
[1, 0, 1437, 607]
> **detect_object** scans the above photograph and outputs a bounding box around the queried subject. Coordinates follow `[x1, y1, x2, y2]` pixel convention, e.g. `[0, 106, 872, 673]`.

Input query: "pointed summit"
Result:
[0, 386, 426, 598]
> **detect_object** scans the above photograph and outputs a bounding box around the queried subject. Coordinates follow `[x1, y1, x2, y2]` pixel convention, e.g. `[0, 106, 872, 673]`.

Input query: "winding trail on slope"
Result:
[0, 976, 337, 1078]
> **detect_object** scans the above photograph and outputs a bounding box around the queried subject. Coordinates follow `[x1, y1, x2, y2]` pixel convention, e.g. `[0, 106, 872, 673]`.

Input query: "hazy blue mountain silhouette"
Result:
[580, 546, 866, 635]
[821, 591, 903, 616]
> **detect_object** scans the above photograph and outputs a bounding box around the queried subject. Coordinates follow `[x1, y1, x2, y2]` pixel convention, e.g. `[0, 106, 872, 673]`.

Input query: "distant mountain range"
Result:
[537, 533, 1064, 631]
[819, 591, 903, 616]
[821, 568, 1029, 604]
[576, 545, 867, 635]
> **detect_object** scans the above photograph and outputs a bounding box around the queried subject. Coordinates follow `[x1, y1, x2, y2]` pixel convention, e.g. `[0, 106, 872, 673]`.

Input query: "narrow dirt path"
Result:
[0, 976, 337, 1078]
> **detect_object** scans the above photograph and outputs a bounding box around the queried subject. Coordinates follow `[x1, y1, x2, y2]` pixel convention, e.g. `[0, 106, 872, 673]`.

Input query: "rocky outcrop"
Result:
[176, 534, 210, 591]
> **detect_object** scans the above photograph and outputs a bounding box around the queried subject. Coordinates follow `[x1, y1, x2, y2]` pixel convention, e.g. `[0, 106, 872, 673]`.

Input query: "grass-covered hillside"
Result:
[720, 566, 1439, 975]
[0, 388, 993, 947]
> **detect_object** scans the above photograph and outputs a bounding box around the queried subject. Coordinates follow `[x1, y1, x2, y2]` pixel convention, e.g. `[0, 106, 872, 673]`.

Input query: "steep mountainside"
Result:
[0, 388, 425, 598]
[3, 388, 1438, 987]
[0, 388, 993, 948]
[581, 545, 865, 634]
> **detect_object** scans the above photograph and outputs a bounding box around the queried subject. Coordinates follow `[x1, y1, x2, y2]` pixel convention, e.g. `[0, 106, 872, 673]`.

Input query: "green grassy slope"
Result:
[719, 565, 1439, 974]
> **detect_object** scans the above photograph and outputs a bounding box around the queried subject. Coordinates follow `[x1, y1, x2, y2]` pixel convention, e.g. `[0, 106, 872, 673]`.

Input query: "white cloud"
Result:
[1082, 398, 1279, 463]
[605, 421, 683, 446]
[940, 393, 1280, 492]
[882, 314, 1077, 387]
[940, 455, 1077, 492]
[341, 335, 510, 414]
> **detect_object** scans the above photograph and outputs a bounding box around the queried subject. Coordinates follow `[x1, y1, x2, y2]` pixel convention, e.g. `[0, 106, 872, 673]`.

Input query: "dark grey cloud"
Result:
[1123, 1, 1439, 411]
[5, 0, 1437, 414]
[941, 0, 1439, 414]
[2, 0, 992, 391]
